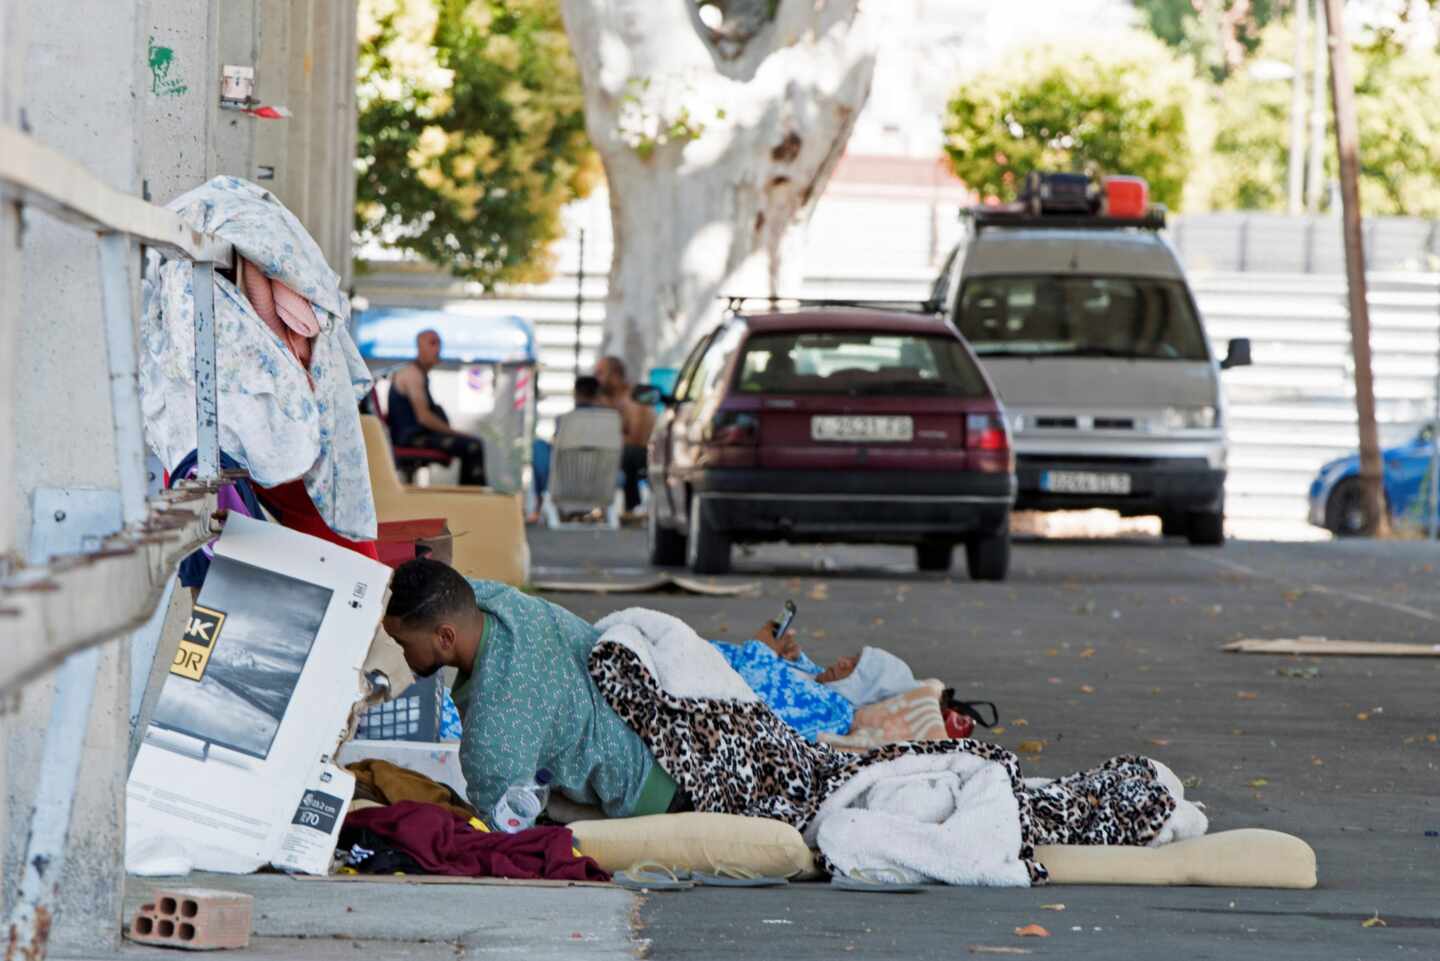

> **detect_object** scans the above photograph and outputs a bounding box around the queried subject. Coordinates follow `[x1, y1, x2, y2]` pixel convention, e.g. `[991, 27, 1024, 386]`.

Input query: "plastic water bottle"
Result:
[492, 769, 553, 834]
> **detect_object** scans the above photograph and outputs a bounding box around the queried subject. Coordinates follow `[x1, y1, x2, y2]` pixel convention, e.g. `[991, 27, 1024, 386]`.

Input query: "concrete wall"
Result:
[2, 0, 360, 952]
[3, 1, 147, 951]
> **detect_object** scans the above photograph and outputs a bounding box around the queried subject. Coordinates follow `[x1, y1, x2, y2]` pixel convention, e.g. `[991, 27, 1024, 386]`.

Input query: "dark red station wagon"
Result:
[638, 306, 1016, 579]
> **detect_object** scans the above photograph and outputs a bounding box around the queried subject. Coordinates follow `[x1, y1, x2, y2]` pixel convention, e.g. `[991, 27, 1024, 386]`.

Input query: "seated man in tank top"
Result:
[387, 329, 487, 486]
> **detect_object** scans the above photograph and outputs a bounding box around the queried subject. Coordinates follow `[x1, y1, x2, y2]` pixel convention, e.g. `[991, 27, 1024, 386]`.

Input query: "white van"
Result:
[932, 174, 1251, 545]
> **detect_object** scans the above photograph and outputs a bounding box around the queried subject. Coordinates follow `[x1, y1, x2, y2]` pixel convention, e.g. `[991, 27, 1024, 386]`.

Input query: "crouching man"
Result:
[381, 558, 690, 825]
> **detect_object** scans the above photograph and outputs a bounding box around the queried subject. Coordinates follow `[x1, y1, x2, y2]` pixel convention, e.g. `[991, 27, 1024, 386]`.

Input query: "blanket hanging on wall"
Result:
[589, 608, 1208, 886]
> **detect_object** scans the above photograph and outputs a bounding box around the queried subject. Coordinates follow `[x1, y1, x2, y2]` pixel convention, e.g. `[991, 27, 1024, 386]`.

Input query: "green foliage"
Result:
[1134, 0, 1280, 81]
[1209, 22, 1440, 216]
[942, 35, 1197, 210]
[355, 0, 599, 286]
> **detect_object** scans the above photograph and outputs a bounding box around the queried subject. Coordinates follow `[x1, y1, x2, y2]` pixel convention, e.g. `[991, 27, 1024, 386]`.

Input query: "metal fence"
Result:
[358, 250, 1440, 535]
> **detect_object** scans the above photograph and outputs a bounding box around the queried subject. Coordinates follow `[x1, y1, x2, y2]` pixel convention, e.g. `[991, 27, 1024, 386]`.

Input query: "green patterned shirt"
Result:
[451, 580, 675, 823]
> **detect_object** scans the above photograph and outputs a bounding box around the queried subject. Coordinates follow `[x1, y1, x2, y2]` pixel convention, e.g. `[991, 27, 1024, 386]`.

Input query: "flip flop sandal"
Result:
[691, 864, 791, 888]
[612, 861, 695, 892]
[829, 867, 926, 893]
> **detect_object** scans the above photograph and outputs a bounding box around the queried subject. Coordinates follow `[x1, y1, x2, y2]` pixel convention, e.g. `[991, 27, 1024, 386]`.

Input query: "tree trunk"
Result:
[557, 0, 877, 368]
[1323, 0, 1388, 536]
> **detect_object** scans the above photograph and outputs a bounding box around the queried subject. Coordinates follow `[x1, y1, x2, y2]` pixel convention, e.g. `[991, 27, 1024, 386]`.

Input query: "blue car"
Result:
[1308, 423, 1439, 536]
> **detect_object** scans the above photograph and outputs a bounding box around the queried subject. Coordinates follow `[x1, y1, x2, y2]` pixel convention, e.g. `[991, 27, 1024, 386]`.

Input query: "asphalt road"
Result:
[532, 527, 1440, 961]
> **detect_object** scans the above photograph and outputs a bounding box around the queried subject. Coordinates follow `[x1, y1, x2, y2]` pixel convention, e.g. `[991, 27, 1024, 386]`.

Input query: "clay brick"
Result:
[127, 888, 253, 951]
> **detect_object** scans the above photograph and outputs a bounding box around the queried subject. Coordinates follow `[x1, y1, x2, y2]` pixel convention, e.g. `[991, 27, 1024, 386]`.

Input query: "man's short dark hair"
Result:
[385, 558, 473, 630]
[574, 375, 600, 402]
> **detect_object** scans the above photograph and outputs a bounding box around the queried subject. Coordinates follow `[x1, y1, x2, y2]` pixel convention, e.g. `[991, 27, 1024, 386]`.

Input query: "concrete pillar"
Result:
[3, 0, 146, 951]
[0, 0, 25, 903]
[142, 0, 220, 203]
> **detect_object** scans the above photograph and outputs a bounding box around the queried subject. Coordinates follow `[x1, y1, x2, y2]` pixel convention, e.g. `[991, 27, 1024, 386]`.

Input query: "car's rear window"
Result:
[734, 330, 988, 397]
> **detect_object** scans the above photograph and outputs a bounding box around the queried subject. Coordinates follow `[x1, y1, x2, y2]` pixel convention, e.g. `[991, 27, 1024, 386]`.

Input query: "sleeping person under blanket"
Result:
[381, 558, 1208, 883]
[708, 623, 925, 741]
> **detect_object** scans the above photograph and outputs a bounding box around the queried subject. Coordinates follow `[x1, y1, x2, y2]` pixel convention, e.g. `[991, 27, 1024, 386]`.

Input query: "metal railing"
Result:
[0, 123, 236, 961]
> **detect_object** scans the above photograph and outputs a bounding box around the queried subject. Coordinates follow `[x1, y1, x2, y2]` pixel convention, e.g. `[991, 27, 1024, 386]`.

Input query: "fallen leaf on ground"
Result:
[1182, 775, 1203, 789]
[969, 947, 1032, 956]
[1312, 757, 1324, 766]
[872, 617, 885, 626]
[809, 629, 828, 640]
[1079, 647, 1096, 658]
[1012, 718, 1029, 726]
[808, 584, 829, 601]
[991, 726, 1007, 735]
[1150, 738, 1171, 747]
[1017, 739, 1046, 754]
[1429, 734, 1438, 743]
[1236, 691, 1258, 700]
[1079, 685, 1096, 694]
[1040, 903, 1066, 911]
[1356, 713, 1370, 721]
[1013, 924, 1050, 938]
[1361, 913, 1387, 928]
[1249, 778, 1269, 788]
[1048, 677, 1063, 685]
[1045, 648, 1061, 656]
[1231, 728, 1245, 735]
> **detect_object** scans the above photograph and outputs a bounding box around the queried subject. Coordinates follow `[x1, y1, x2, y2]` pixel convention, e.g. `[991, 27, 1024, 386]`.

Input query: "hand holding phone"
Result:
[772, 600, 797, 644]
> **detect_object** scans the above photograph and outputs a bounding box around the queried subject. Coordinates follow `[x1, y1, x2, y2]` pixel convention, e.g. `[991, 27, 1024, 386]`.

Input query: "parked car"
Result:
[1308, 422, 1439, 536]
[637, 306, 1016, 579]
[932, 172, 1251, 546]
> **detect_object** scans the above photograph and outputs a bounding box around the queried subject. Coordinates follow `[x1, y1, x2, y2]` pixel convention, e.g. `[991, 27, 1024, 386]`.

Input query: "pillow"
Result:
[818, 680, 947, 751]
[569, 813, 818, 879]
[1037, 829, 1317, 888]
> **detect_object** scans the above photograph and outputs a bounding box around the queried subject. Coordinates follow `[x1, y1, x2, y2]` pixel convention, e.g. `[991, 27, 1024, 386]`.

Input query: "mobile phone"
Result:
[772, 600, 797, 639]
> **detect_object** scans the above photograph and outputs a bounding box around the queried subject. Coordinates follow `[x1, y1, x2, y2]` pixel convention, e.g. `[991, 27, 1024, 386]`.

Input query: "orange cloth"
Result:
[238, 256, 319, 374]
[346, 758, 477, 821]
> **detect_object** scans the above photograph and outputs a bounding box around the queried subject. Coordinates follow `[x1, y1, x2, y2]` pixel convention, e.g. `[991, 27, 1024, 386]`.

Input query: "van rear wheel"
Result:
[965, 525, 1010, 581]
[686, 496, 732, 575]
[915, 541, 954, 572]
[1186, 510, 1225, 546]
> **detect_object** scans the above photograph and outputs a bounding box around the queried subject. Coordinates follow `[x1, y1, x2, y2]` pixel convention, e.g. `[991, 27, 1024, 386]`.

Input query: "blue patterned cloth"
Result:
[708, 641, 854, 741]
[141, 177, 376, 540]
[439, 689, 463, 741]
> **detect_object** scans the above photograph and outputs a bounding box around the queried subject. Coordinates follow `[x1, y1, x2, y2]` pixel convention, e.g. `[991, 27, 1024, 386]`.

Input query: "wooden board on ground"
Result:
[1225, 638, 1440, 657]
[292, 873, 613, 889]
[532, 573, 759, 597]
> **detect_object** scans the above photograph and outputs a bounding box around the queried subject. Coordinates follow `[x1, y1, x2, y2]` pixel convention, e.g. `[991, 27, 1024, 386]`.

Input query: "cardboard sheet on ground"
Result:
[1225, 637, 1440, 656]
[531, 571, 760, 596]
[127, 515, 392, 876]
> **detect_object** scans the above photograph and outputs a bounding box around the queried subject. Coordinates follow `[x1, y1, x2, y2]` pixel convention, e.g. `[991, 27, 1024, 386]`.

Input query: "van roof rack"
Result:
[721, 295, 941, 315]
[963, 206, 1168, 232]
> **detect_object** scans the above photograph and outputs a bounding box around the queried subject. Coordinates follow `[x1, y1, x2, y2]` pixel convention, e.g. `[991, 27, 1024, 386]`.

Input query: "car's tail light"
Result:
[966, 413, 1013, 473]
[707, 411, 758, 446]
[701, 411, 758, 468]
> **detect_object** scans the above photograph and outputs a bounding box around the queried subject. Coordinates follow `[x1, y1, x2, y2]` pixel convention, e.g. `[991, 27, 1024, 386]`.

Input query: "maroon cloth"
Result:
[343, 801, 609, 882]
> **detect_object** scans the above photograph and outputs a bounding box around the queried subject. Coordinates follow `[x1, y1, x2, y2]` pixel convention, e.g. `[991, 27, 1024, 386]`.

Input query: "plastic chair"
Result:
[542, 407, 624, 529]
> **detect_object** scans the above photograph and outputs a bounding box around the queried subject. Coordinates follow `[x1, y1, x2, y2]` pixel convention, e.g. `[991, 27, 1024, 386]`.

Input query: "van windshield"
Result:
[734, 331, 988, 397]
[955, 275, 1209, 361]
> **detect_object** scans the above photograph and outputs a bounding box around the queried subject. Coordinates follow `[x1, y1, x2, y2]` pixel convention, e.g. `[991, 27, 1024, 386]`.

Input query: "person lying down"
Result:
[708, 621, 923, 741]
[382, 559, 1208, 885]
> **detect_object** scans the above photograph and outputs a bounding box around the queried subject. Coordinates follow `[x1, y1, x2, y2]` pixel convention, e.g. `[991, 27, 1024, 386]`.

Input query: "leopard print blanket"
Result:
[589, 640, 1182, 883]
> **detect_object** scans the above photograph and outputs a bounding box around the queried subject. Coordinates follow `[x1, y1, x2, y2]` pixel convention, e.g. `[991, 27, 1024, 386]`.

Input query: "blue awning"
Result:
[354, 308, 537, 365]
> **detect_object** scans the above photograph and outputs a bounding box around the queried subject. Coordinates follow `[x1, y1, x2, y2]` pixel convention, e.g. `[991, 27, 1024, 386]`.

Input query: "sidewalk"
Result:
[52, 874, 638, 961]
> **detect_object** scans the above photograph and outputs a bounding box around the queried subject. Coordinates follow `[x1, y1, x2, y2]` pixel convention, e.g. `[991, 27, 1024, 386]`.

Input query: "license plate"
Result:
[811, 415, 913, 443]
[1041, 470, 1132, 495]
